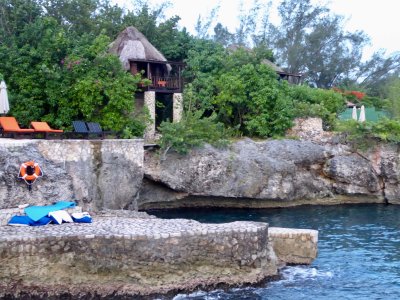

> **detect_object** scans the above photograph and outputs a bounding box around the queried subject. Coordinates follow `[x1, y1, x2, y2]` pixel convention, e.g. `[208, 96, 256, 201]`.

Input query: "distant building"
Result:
[227, 45, 302, 85]
[109, 26, 184, 139]
[261, 59, 302, 85]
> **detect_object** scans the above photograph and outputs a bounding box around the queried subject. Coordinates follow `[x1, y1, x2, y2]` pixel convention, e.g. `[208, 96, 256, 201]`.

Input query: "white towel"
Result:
[48, 210, 73, 225]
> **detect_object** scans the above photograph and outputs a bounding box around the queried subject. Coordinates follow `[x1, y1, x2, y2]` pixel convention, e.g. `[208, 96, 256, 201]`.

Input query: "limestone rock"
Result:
[323, 154, 382, 195]
[0, 139, 144, 211]
[143, 139, 333, 203]
[376, 144, 400, 203]
[142, 138, 400, 207]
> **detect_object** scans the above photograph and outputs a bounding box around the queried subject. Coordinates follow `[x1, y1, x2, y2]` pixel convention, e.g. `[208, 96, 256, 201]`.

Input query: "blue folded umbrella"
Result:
[24, 201, 76, 221]
[8, 215, 52, 226]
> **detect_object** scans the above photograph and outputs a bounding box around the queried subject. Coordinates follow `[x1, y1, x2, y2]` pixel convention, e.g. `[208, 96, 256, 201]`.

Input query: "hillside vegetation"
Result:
[0, 0, 399, 145]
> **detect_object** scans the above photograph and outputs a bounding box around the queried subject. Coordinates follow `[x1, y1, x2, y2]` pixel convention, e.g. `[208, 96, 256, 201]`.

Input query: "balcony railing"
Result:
[139, 76, 182, 93]
[154, 76, 181, 90]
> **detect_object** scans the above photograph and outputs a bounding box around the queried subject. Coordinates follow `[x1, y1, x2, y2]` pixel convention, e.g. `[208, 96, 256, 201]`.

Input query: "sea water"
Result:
[149, 204, 400, 300]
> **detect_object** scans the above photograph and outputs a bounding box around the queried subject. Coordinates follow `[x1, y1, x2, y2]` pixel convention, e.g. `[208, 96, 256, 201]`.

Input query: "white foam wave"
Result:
[173, 289, 221, 300]
[280, 266, 333, 282]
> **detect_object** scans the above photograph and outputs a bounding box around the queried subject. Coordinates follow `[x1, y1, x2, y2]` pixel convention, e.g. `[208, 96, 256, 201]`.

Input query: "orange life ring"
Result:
[19, 161, 42, 182]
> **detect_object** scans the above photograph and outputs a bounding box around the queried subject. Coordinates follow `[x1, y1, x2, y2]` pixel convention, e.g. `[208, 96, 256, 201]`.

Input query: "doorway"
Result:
[155, 93, 173, 129]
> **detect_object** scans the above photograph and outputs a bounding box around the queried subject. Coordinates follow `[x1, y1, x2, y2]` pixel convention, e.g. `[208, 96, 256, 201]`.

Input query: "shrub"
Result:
[335, 118, 400, 149]
[289, 85, 345, 129]
[158, 110, 230, 159]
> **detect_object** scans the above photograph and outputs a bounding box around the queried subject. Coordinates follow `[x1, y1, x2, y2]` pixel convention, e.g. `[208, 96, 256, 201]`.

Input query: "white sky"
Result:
[116, 0, 400, 59]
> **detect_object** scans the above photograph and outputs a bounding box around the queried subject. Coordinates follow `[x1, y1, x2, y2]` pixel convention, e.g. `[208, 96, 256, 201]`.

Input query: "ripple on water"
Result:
[149, 204, 400, 300]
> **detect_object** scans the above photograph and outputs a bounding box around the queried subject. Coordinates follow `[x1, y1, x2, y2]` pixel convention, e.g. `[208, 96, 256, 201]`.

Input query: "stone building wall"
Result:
[0, 139, 144, 211]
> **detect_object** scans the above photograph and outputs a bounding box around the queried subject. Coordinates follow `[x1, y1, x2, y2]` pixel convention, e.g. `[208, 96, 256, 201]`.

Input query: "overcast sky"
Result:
[115, 0, 400, 59]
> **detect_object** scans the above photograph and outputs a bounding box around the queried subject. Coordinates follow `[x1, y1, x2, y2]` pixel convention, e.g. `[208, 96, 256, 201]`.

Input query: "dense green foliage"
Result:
[0, 0, 188, 135]
[158, 110, 229, 157]
[335, 119, 400, 149]
[0, 0, 397, 149]
[384, 78, 400, 119]
[183, 44, 346, 138]
[289, 85, 345, 130]
[184, 45, 292, 137]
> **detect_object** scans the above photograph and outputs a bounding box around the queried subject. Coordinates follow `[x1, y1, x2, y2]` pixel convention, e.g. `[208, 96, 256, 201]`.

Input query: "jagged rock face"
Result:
[0, 140, 144, 211]
[141, 139, 398, 208]
[145, 140, 331, 200]
[374, 144, 400, 204]
[323, 155, 382, 194]
[1, 138, 399, 210]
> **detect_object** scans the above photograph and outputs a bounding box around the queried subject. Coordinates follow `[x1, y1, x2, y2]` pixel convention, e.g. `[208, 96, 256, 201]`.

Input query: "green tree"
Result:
[0, 0, 42, 43]
[213, 23, 234, 47]
[271, 0, 368, 88]
[214, 63, 293, 137]
[355, 51, 400, 97]
[184, 42, 292, 138]
[385, 77, 400, 119]
[0, 11, 148, 136]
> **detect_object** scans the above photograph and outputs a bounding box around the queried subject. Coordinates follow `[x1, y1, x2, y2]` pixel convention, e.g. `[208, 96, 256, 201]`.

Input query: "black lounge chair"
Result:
[68, 120, 90, 139]
[67, 121, 114, 139]
[86, 122, 114, 139]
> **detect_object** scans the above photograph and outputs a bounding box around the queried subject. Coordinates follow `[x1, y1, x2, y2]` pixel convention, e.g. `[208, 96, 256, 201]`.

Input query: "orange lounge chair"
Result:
[30, 121, 63, 139]
[0, 117, 34, 138]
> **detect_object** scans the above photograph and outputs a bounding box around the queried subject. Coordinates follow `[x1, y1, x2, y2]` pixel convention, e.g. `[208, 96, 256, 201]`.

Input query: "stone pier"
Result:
[269, 227, 318, 265]
[0, 211, 280, 298]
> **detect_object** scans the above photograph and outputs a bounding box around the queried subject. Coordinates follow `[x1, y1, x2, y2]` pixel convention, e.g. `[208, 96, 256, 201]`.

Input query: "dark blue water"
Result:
[148, 204, 400, 300]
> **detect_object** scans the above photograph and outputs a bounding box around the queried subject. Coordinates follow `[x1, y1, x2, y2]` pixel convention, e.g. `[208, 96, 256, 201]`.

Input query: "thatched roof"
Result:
[227, 45, 285, 73]
[109, 26, 171, 71]
[261, 59, 285, 73]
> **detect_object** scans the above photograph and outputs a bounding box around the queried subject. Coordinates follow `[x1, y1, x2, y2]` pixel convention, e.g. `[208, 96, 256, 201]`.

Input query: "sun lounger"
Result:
[0, 116, 34, 138]
[86, 122, 114, 139]
[66, 120, 90, 139]
[30, 121, 63, 139]
[67, 121, 116, 139]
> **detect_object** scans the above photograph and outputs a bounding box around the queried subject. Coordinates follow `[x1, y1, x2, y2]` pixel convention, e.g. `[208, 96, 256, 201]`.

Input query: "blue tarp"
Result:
[8, 215, 52, 226]
[24, 201, 76, 221]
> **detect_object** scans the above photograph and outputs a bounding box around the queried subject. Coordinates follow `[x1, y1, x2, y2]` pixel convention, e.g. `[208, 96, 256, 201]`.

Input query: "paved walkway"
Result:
[0, 211, 266, 241]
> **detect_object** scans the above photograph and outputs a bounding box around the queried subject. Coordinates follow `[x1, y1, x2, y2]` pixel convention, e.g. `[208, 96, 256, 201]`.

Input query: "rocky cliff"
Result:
[139, 138, 400, 208]
[0, 137, 399, 211]
[0, 139, 143, 210]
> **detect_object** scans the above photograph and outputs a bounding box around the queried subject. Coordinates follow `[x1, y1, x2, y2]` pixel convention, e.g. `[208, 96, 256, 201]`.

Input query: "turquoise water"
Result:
[148, 204, 400, 300]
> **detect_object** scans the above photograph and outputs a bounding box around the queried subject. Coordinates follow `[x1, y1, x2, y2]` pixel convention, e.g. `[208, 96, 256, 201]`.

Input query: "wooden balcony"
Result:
[142, 76, 182, 93]
[130, 59, 184, 93]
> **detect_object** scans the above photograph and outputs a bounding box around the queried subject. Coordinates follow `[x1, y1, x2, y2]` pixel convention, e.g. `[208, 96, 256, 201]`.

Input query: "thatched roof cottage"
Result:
[109, 26, 183, 92]
[110, 27, 184, 139]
